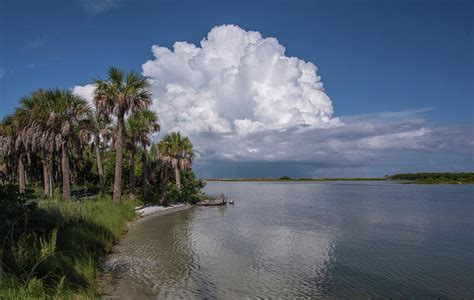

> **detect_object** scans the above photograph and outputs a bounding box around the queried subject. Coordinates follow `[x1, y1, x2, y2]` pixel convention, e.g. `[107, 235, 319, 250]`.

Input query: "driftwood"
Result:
[197, 193, 234, 206]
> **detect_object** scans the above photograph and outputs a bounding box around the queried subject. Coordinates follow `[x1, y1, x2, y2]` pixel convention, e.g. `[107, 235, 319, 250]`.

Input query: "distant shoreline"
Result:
[206, 177, 385, 182]
[206, 172, 474, 184]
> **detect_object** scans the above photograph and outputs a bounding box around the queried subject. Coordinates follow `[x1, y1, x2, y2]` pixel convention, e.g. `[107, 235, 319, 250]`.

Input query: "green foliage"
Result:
[208, 177, 385, 182]
[389, 172, 474, 184]
[0, 67, 209, 297]
[0, 185, 37, 238]
[161, 170, 205, 205]
[0, 185, 137, 298]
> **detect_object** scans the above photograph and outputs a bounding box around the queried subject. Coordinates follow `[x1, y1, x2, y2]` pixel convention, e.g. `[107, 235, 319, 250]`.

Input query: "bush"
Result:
[166, 170, 206, 205]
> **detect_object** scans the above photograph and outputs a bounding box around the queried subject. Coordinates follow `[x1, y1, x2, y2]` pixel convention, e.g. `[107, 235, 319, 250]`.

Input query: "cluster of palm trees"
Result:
[0, 67, 195, 204]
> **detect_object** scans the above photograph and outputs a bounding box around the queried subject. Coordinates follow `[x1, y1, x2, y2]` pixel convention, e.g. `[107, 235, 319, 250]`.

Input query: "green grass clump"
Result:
[1, 193, 137, 299]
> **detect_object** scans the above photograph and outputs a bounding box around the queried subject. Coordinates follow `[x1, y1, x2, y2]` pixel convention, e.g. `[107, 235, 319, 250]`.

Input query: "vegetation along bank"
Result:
[0, 67, 206, 298]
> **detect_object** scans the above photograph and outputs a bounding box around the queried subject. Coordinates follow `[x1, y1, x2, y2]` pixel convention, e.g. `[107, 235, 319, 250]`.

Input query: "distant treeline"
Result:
[207, 173, 474, 184]
[388, 172, 474, 184]
[206, 177, 384, 182]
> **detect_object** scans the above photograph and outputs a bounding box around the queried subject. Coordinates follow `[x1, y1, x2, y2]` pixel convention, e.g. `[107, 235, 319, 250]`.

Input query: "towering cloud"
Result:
[142, 25, 341, 135]
[73, 25, 474, 176]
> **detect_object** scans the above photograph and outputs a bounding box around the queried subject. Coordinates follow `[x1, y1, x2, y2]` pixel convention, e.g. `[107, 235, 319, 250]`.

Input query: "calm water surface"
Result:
[105, 181, 474, 299]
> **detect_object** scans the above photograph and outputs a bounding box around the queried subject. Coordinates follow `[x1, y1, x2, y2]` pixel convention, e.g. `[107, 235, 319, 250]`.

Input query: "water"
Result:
[104, 181, 474, 298]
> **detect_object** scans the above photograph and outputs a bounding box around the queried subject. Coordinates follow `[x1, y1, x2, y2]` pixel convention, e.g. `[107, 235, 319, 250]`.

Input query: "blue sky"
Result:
[0, 0, 473, 177]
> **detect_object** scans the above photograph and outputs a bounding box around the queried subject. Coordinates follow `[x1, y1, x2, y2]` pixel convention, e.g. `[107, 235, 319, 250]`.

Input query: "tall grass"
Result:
[1, 196, 137, 298]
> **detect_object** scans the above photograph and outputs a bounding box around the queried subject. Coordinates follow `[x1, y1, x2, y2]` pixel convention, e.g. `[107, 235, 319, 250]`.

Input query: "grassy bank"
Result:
[0, 189, 137, 298]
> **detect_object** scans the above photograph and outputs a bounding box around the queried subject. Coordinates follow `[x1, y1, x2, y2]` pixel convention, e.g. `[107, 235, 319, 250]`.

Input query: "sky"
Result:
[0, 0, 473, 178]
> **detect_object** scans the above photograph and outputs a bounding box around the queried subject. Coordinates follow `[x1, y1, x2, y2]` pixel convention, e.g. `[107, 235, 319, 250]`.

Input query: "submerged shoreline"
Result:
[99, 203, 193, 296]
[96, 182, 474, 298]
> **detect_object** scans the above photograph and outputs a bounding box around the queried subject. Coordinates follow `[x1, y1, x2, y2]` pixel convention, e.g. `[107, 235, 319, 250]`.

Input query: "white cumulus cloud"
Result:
[142, 24, 341, 135]
[72, 84, 95, 105]
[72, 25, 474, 176]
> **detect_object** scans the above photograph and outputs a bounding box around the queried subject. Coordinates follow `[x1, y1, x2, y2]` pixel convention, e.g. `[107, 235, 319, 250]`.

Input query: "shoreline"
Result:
[206, 178, 385, 182]
[129, 203, 193, 227]
[99, 203, 193, 296]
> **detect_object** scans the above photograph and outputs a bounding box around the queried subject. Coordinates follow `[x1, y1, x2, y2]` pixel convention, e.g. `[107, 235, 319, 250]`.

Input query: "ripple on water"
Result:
[105, 182, 474, 299]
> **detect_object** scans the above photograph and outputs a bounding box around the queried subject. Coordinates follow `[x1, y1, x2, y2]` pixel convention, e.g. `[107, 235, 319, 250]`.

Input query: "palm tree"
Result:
[0, 115, 17, 185]
[89, 113, 112, 197]
[0, 99, 36, 193]
[47, 89, 92, 200]
[11, 107, 32, 192]
[156, 150, 172, 206]
[21, 90, 55, 198]
[157, 132, 194, 204]
[126, 110, 160, 201]
[125, 115, 140, 200]
[94, 67, 151, 203]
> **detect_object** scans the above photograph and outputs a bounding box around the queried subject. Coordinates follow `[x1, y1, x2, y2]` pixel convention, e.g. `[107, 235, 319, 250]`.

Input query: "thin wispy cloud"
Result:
[25, 62, 45, 69]
[23, 35, 47, 50]
[80, 0, 121, 15]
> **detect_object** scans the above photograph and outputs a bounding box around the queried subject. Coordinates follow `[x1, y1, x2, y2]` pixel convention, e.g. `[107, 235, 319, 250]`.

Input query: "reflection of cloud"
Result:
[192, 183, 337, 298]
[80, 0, 121, 14]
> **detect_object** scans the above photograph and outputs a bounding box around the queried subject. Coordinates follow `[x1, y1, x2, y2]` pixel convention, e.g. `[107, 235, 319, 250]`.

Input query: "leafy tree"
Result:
[126, 110, 160, 200]
[94, 67, 152, 203]
[87, 113, 112, 197]
[166, 170, 206, 204]
[157, 132, 194, 205]
[46, 89, 92, 199]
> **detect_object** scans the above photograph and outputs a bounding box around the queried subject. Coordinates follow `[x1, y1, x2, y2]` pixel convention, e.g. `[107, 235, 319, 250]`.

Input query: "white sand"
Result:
[135, 204, 187, 217]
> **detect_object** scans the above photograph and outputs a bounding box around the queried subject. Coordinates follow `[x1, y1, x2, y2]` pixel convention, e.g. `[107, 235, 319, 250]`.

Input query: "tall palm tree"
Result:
[89, 113, 112, 197]
[156, 150, 172, 206]
[0, 115, 17, 185]
[47, 89, 92, 200]
[125, 115, 140, 200]
[0, 100, 36, 192]
[94, 67, 151, 203]
[11, 107, 32, 192]
[157, 132, 194, 204]
[126, 110, 160, 201]
[21, 90, 55, 198]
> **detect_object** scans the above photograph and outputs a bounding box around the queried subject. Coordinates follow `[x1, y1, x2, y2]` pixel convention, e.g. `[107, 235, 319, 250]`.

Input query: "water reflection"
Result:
[104, 182, 474, 298]
[105, 209, 197, 298]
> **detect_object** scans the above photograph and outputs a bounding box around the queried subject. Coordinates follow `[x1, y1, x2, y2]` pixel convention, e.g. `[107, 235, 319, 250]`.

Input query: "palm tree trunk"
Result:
[113, 117, 124, 203]
[18, 154, 25, 192]
[129, 146, 136, 200]
[25, 155, 29, 185]
[94, 135, 105, 197]
[48, 162, 53, 198]
[141, 143, 148, 201]
[174, 166, 181, 189]
[43, 155, 50, 197]
[61, 142, 70, 200]
[160, 168, 169, 206]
